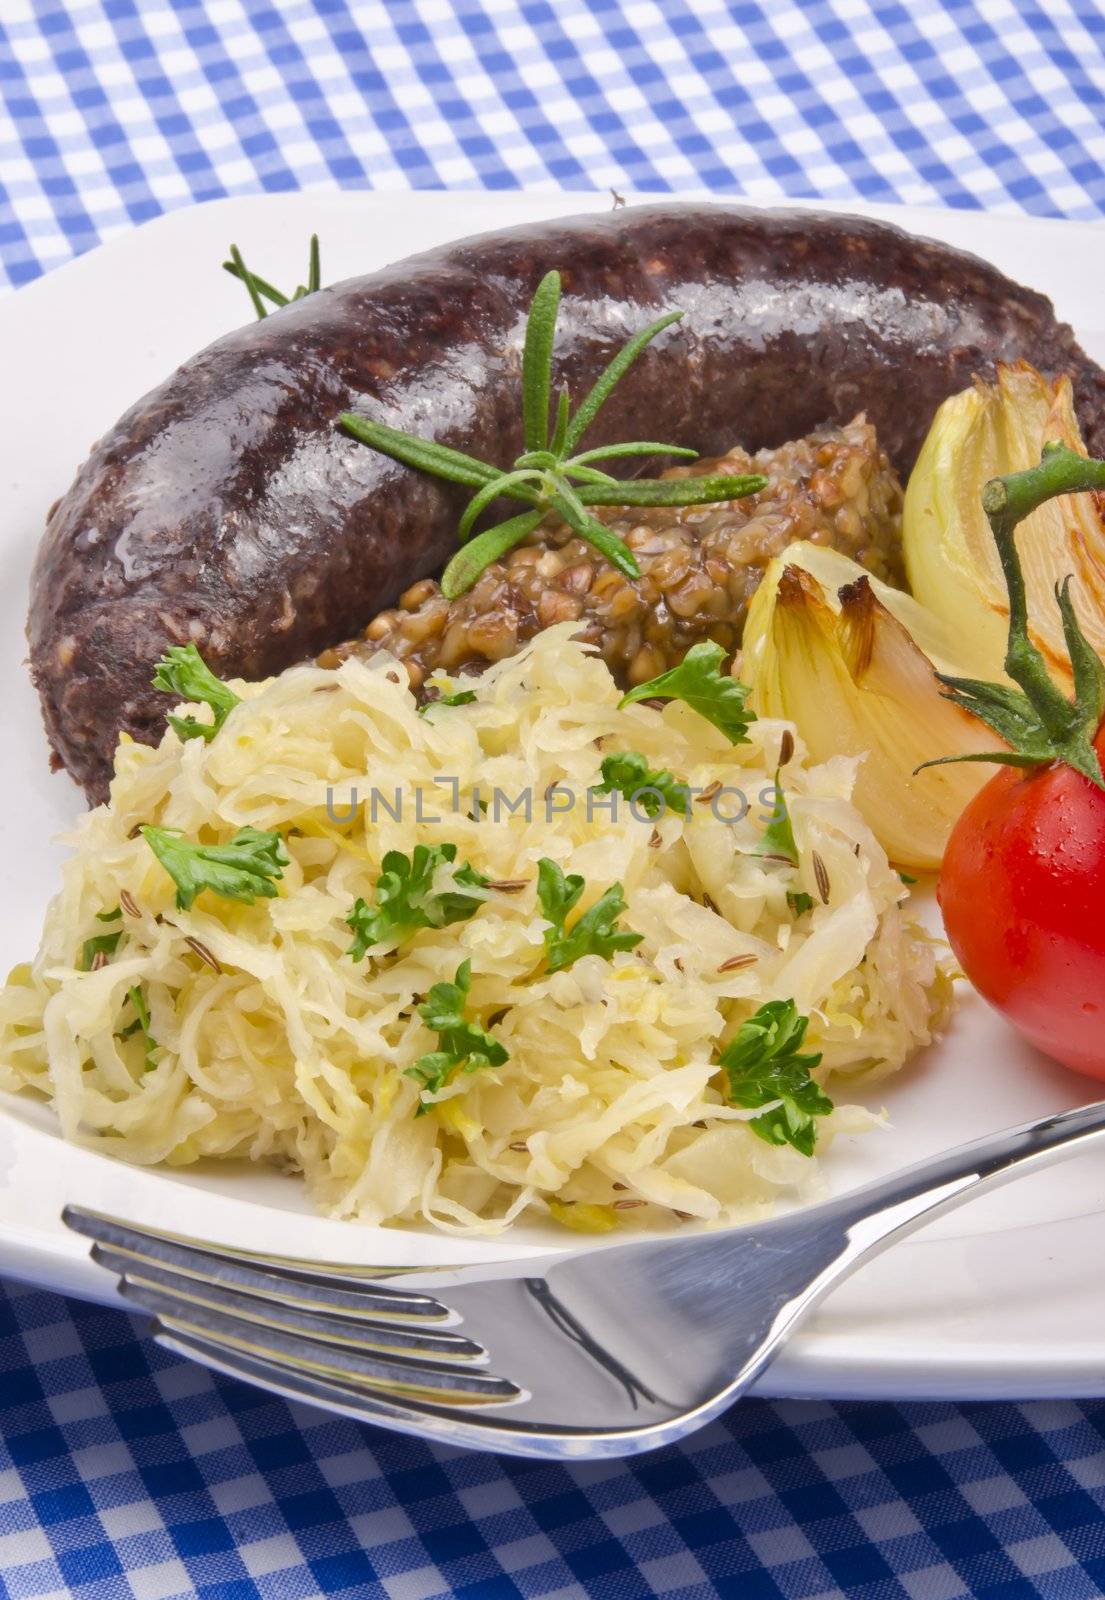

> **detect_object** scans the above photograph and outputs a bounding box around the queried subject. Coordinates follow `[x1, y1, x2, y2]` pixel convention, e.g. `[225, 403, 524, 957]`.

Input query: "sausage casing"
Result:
[28, 203, 1105, 800]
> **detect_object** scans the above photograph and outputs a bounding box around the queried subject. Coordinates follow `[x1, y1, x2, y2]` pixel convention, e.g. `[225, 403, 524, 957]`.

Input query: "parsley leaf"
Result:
[346, 843, 490, 958]
[407, 959, 508, 1113]
[153, 644, 241, 744]
[618, 641, 755, 744]
[81, 930, 122, 969]
[536, 857, 583, 931]
[537, 857, 643, 973]
[754, 769, 799, 865]
[719, 998, 831, 1157]
[593, 751, 689, 818]
[81, 907, 123, 970]
[142, 825, 288, 911]
[419, 682, 478, 713]
[118, 985, 159, 1072]
[786, 890, 814, 917]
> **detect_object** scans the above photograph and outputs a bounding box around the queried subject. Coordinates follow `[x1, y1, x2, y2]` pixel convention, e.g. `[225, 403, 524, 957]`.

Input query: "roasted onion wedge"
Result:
[742, 544, 1000, 872]
[903, 364, 1105, 688]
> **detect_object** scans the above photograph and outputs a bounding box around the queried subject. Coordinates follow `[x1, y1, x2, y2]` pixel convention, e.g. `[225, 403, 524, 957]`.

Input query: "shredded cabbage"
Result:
[0, 626, 953, 1235]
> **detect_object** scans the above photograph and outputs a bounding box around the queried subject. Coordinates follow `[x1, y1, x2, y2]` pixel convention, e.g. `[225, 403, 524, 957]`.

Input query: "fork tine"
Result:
[65, 1208, 456, 1323]
[63, 1205, 450, 1283]
[96, 1249, 487, 1362]
[155, 1329, 697, 1460]
[156, 1329, 544, 1451]
[134, 1287, 524, 1404]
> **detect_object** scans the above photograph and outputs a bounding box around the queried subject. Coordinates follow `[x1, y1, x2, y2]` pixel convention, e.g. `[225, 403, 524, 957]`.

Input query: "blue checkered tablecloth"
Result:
[4, 2, 1105, 1596]
[7, 1289, 1105, 1600]
[2, 0, 1104, 288]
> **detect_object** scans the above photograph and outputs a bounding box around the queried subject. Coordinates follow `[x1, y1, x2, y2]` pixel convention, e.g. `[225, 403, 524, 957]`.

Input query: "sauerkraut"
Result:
[0, 626, 952, 1235]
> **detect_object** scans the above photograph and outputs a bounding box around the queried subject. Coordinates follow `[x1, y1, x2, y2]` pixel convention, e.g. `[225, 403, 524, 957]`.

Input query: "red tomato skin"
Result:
[938, 735, 1105, 1080]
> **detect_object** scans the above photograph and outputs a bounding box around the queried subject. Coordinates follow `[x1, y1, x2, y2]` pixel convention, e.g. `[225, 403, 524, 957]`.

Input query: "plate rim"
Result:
[4, 185, 1105, 1401]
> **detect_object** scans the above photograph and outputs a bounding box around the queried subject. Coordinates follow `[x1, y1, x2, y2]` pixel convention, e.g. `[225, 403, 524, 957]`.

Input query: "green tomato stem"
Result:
[985, 444, 1105, 744]
[932, 441, 1105, 789]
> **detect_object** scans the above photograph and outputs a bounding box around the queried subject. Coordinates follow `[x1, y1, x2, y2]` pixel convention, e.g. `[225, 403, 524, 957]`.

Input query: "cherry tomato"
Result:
[938, 726, 1105, 1080]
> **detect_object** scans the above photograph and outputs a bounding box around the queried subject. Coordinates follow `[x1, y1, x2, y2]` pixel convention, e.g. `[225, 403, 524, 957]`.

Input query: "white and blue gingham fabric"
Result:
[1, 0, 1104, 289]
[3, 2, 1105, 1596]
[8, 1284, 1105, 1600]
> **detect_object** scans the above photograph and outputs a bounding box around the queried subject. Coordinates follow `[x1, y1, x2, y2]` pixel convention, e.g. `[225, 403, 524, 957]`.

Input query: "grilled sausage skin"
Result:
[28, 203, 1105, 801]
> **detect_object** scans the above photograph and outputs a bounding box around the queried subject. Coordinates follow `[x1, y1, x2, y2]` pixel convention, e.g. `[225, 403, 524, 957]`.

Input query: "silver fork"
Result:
[65, 1097, 1105, 1459]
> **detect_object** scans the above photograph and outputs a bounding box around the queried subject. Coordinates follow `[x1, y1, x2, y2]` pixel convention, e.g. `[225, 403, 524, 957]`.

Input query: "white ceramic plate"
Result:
[3, 190, 1105, 1401]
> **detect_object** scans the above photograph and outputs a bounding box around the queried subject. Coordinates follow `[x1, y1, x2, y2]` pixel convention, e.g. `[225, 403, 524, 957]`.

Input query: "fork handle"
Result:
[528, 1095, 1105, 1438]
[820, 1095, 1105, 1267]
[690, 1095, 1105, 1408]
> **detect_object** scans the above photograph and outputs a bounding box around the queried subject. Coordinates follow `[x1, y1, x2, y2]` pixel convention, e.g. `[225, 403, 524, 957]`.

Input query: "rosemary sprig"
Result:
[223, 234, 321, 319]
[341, 270, 767, 598]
